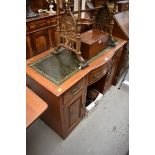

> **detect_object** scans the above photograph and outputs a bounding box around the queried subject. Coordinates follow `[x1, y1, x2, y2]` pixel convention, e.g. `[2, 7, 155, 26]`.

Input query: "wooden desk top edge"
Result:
[26, 39, 127, 97]
[26, 87, 48, 128]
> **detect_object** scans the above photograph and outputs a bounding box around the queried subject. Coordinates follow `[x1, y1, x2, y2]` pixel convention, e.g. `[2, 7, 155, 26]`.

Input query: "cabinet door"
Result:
[63, 90, 85, 136]
[30, 29, 50, 56]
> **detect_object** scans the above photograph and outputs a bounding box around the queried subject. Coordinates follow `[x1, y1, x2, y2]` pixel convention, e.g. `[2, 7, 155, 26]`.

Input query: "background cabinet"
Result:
[30, 29, 50, 56]
[112, 11, 129, 85]
[26, 14, 57, 59]
[92, 0, 107, 7]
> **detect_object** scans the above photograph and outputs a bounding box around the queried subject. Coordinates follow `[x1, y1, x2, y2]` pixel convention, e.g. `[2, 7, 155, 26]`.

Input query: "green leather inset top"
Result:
[30, 48, 80, 85]
[30, 42, 117, 85]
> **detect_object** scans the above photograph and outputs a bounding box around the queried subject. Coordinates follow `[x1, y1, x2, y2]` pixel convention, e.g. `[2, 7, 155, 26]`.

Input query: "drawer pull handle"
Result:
[71, 86, 80, 95]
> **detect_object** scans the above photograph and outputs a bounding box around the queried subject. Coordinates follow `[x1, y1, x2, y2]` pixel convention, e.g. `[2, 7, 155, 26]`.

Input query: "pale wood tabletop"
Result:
[26, 87, 48, 128]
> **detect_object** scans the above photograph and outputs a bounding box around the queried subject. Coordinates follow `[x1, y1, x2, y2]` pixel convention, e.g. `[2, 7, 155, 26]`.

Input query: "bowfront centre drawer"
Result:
[88, 62, 109, 86]
[63, 78, 86, 105]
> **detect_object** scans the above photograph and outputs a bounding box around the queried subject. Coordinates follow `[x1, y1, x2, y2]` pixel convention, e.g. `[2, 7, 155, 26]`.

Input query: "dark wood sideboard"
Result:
[26, 12, 60, 59]
[26, 38, 127, 138]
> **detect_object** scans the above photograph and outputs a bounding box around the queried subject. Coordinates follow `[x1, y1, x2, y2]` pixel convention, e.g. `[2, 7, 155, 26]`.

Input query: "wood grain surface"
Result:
[26, 87, 48, 128]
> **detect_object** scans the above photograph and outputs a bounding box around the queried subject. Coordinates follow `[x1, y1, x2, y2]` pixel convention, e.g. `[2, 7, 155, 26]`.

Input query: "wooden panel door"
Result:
[63, 90, 85, 137]
[30, 29, 50, 56]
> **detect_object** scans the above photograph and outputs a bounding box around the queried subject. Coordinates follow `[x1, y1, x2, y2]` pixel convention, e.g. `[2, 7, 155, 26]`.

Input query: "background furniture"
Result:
[26, 38, 127, 138]
[117, 0, 129, 12]
[112, 11, 129, 85]
[26, 0, 129, 138]
[26, 87, 48, 128]
[26, 13, 58, 59]
[30, 0, 64, 12]
[92, 0, 107, 7]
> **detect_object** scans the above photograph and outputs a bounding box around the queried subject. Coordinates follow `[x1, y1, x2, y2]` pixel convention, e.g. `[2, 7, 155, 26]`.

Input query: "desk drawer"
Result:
[50, 18, 57, 25]
[88, 63, 109, 86]
[63, 78, 86, 105]
[28, 19, 48, 30]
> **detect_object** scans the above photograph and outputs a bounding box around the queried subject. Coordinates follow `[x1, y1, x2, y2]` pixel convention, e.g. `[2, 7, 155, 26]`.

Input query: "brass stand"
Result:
[55, 0, 88, 68]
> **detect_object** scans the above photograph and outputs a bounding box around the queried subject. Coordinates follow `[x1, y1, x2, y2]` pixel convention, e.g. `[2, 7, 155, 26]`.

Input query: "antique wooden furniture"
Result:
[26, 0, 117, 61]
[112, 11, 129, 85]
[81, 30, 109, 60]
[26, 38, 127, 138]
[30, 0, 64, 12]
[26, 87, 48, 128]
[92, 0, 107, 7]
[93, 2, 117, 47]
[31, 0, 48, 12]
[113, 11, 129, 39]
[117, 0, 129, 12]
[55, 0, 87, 67]
[80, 2, 117, 60]
[26, 13, 58, 59]
[26, 0, 65, 59]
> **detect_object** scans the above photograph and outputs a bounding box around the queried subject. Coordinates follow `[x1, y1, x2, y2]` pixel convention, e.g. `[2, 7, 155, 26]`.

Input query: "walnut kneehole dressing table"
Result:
[26, 38, 127, 138]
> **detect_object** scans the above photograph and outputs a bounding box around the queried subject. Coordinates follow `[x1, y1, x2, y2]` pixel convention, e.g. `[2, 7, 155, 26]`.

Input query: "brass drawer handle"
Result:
[71, 86, 80, 95]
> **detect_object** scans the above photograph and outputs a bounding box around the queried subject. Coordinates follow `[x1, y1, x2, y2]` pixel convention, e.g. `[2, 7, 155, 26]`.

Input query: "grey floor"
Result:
[27, 81, 129, 155]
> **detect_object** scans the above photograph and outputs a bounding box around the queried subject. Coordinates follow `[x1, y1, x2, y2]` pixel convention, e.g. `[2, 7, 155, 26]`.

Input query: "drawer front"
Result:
[50, 18, 57, 25]
[63, 78, 86, 105]
[28, 19, 48, 30]
[88, 63, 109, 86]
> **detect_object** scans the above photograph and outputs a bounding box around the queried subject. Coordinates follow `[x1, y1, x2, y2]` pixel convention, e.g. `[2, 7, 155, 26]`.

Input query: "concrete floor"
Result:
[26, 82, 129, 155]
